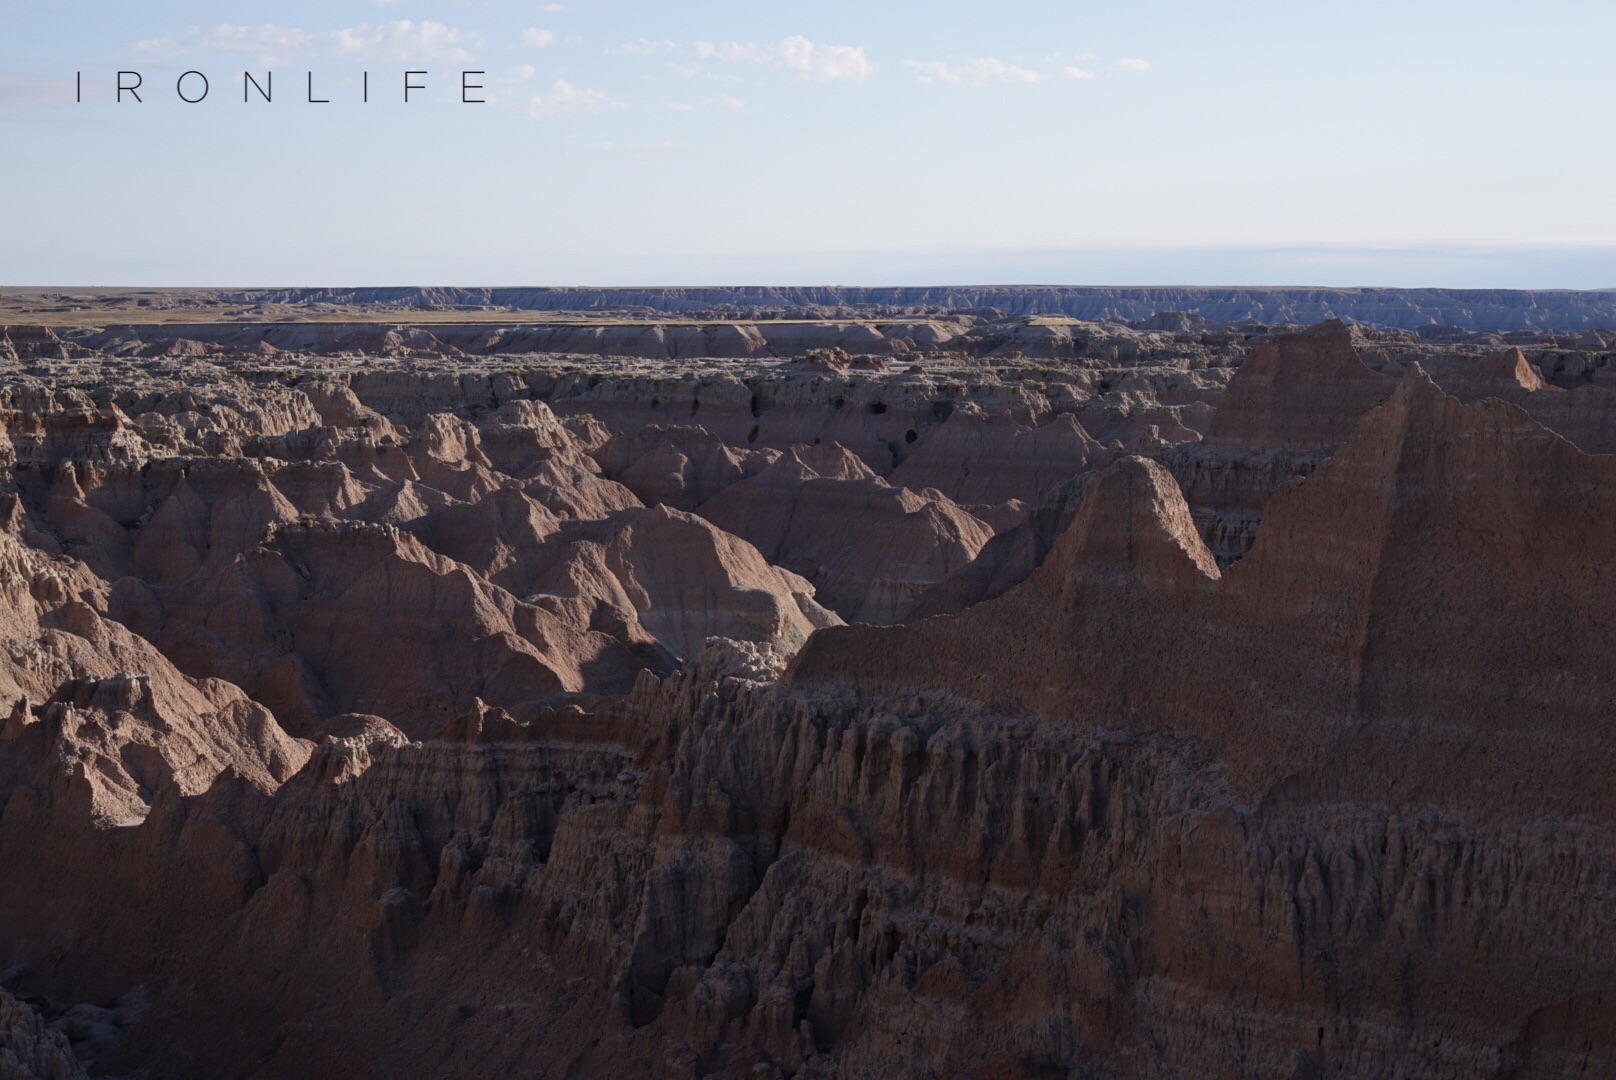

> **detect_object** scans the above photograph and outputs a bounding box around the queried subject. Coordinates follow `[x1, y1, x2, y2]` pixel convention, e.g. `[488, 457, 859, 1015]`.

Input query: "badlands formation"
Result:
[1, 291, 1616, 1077]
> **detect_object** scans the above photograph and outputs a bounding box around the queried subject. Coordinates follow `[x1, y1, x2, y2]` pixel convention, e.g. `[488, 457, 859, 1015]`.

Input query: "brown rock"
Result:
[1163, 327, 1397, 563]
[1202, 325, 1396, 451]
[4, 307, 1616, 1079]
[527, 504, 842, 661]
[796, 367, 1616, 819]
[889, 406, 1102, 505]
[0, 989, 86, 1080]
[593, 425, 772, 511]
[697, 445, 992, 623]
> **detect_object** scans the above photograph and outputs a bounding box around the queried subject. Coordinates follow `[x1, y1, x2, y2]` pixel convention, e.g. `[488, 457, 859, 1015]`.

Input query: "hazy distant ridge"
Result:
[224, 285, 1616, 331]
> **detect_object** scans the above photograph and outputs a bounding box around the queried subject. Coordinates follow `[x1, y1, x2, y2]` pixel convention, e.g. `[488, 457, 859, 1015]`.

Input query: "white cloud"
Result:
[664, 95, 745, 112]
[630, 36, 872, 81]
[1062, 66, 1097, 80]
[135, 21, 478, 65]
[522, 27, 555, 48]
[774, 36, 873, 81]
[530, 78, 623, 114]
[904, 57, 1045, 87]
[1116, 57, 1150, 72]
[539, 3, 566, 12]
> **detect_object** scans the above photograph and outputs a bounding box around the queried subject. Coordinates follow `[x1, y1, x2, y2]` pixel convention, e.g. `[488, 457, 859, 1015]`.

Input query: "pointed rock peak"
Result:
[480, 398, 578, 454]
[563, 413, 612, 453]
[1205, 327, 1396, 450]
[1047, 411, 1087, 433]
[642, 502, 682, 526]
[1295, 360, 1570, 503]
[1382, 361, 1510, 422]
[0, 494, 26, 535]
[1357, 362, 1452, 433]
[1056, 455, 1220, 593]
[48, 460, 88, 501]
[1396, 359, 1440, 393]
[1, 696, 33, 740]
[1247, 326, 1383, 382]
[488, 398, 561, 428]
[1036, 412, 1101, 449]
[1466, 347, 1551, 392]
[1304, 317, 1367, 341]
[413, 413, 487, 466]
[359, 478, 454, 526]
[299, 380, 385, 430]
[784, 442, 875, 481]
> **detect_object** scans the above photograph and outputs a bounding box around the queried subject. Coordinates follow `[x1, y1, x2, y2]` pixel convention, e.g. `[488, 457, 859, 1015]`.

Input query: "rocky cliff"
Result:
[0, 309, 1613, 1078]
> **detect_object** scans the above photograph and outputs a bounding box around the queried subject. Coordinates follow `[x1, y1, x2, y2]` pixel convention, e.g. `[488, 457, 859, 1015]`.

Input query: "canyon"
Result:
[0, 292, 1614, 1078]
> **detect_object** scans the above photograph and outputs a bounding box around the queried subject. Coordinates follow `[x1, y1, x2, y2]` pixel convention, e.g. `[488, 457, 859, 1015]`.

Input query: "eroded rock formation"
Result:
[1, 304, 1613, 1078]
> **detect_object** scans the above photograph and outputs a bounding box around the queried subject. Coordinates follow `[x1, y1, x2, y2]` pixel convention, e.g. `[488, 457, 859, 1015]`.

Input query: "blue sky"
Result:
[2, 0, 1613, 287]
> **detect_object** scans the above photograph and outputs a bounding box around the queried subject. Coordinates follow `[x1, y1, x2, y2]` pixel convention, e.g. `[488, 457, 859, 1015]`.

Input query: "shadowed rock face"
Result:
[2, 312, 1616, 1078]
[795, 368, 1616, 818]
[695, 446, 994, 625]
[1201, 325, 1397, 452]
[1156, 326, 1398, 565]
[887, 407, 1103, 506]
[1436, 347, 1616, 455]
[0, 988, 87, 1080]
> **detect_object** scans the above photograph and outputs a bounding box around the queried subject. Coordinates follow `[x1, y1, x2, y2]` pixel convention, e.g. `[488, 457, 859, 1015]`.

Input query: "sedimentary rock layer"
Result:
[0, 306, 1613, 1078]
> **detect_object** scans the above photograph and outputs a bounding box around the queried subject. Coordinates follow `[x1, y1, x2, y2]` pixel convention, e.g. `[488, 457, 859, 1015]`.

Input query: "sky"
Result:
[1, 0, 1614, 287]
